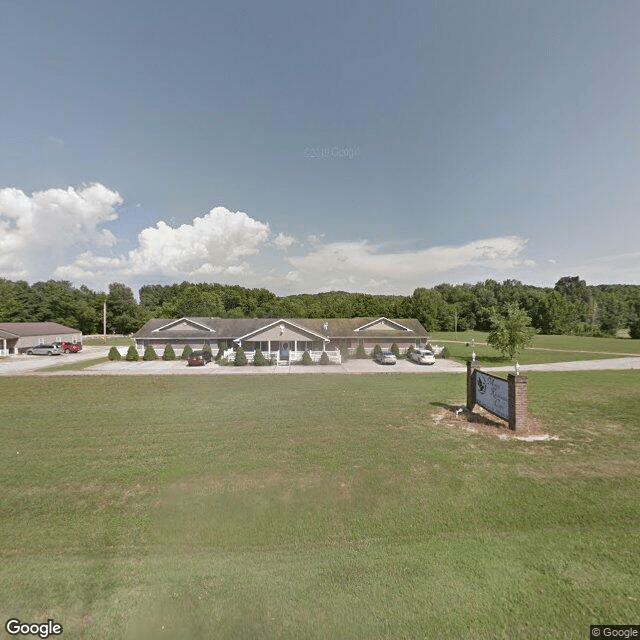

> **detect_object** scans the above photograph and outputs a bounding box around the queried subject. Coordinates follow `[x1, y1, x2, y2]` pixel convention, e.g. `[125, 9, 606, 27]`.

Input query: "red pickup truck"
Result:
[55, 342, 82, 353]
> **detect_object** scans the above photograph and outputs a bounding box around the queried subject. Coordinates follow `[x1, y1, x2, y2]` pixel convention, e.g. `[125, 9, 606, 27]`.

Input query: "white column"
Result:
[268, 340, 271, 357]
[294, 340, 297, 355]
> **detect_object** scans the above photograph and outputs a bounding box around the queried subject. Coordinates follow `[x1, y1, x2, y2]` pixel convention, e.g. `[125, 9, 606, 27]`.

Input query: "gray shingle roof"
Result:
[134, 317, 428, 340]
[0, 322, 81, 337]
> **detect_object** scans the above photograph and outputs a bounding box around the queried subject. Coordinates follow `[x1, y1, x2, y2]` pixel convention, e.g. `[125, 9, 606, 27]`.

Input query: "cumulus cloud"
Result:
[272, 232, 297, 249]
[0, 183, 121, 280]
[55, 206, 271, 282]
[286, 236, 529, 293]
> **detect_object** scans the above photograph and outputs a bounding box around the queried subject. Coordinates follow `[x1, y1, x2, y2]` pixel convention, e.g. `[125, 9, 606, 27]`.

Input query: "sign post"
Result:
[467, 360, 527, 431]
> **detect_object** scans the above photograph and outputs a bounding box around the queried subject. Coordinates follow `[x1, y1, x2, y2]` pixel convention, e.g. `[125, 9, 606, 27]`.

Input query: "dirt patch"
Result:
[433, 405, 553, 441]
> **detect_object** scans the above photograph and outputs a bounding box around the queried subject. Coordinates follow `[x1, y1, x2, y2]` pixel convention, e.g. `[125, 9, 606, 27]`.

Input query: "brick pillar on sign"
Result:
[507, 374, 528, 431]
[466, 360, 479, 411]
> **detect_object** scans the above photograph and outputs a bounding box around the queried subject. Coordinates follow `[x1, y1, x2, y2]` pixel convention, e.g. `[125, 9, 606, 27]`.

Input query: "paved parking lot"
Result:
[64, 355, 467, 375]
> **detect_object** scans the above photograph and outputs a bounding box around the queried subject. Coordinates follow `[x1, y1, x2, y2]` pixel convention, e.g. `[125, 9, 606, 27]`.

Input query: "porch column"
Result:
[268, 340, 271, 357]
[294, 340, 297, 354]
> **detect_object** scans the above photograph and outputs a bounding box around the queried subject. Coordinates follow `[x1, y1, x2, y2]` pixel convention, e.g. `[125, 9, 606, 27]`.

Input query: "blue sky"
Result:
[1, 0, 639, 295]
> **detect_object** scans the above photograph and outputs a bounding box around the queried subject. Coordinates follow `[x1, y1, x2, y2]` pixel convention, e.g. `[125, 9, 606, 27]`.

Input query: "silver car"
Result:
[25, 344, 63, 356]
[375, 350, 397, 365]
[409, 349, 436, 365]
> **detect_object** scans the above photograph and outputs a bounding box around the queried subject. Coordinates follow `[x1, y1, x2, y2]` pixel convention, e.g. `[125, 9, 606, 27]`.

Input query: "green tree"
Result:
[487, 303, 536, 360]
[301, 350, 313, 365]
[108, 346, 121, 361]
[253, 348, 266, 366]
[390, 343, 400, 358]
[162, 344, 176, 360]
[181, 345, 193, 360]
[319, 351, 330, 365]
[125, 345, 139, 361]
[143, 345, 158, 361]
[234, 347, 247, 366]
[629, 318, 640, 340]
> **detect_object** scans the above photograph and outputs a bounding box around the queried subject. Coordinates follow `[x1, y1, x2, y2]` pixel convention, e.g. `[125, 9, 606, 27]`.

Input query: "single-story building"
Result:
[0, 322, 83, 356]
[133, 316, 429, 363]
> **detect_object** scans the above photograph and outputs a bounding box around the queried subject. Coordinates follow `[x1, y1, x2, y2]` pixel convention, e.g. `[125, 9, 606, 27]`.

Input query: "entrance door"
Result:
[280, 341, 290, 360]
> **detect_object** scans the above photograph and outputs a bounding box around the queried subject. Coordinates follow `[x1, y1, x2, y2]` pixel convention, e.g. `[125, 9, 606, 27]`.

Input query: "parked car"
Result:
[54, 341, 82, 353]
[25, 344, 63, 356]
[409, 348, 436, 365]
[375, 350, 397, 365]
[187, 350, 212, 366]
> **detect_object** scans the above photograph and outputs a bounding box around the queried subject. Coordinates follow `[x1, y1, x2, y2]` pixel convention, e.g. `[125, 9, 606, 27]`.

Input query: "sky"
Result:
[1, 0, 639, 296]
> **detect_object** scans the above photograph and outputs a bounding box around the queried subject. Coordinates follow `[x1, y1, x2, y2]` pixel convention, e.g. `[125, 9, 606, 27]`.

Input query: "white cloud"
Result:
[0, 183, 121, 280]
[55, 206, 271, 282]
[272, 232, 297, 249]
[286, 236, 529, 293]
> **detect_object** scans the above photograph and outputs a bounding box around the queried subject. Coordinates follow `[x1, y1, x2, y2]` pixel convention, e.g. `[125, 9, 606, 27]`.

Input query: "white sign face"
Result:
[476, 371, 509, 420]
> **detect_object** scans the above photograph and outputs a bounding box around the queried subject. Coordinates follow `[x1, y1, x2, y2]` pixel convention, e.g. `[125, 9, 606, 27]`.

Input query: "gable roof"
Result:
[153, 317, 216, 332]
[0, 322, 81, 337]
[353, 317, 412, 332]
[234, 318, 329, 343]
[134, 317, 428, 340]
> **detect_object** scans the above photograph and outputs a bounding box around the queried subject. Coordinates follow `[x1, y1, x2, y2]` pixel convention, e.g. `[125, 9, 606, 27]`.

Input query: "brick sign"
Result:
[467, 361, 528, 431]
[475, 371, 509, 421]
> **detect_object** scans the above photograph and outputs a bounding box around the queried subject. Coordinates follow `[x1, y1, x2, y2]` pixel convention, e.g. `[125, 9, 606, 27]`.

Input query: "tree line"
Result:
[1, 275, 639, 338]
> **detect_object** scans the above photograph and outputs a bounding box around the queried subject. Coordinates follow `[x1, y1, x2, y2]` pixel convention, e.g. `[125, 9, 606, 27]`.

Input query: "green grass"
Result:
[83, 336, 134, 347]
[36, 356, 110, 372]
[428, 331, 640, 365]
[1, 373, 638, 639]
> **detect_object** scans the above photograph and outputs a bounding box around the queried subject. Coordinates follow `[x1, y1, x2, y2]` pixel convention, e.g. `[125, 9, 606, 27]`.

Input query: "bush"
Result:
[125, 345, 139, 361]
[440, 346, 450, 359]
[181, 345, 193, 360]
[203, 345, 212, 359]
[390, 343, 400, 358]
[373, 344, 382, 358]
[143, 345, 158, 361]
[253, 348, 266, 366]
[355, 344, 367, 359]
[339, 345, 349, 362]
[319, 351, 330, 365]
[630, 318, 640, 340]
[162, 344, 176, 361]
[234, 347, 247, 366]
[301, 350, 314, 365]
[108, 346, 121, 361]
[406, 345, 415, 356]
[215, 341, 227, 362]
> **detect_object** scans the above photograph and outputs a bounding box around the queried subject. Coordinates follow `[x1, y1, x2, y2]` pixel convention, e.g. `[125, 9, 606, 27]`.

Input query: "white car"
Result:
[409, 349, 436, 365]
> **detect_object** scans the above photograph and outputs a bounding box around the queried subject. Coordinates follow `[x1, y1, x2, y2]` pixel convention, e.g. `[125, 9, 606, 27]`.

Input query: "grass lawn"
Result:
[427, 331, 640, 366]
[1, 373, 638, 639]
[36, 356, 110, 373]
[83, 337, 134, 347]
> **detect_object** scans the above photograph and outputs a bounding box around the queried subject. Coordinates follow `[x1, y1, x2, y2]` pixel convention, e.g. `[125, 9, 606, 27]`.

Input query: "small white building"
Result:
[0, 322, 82, 356]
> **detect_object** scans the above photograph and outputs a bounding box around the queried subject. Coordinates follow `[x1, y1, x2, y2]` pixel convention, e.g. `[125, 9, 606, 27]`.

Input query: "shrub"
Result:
[234, 347, 247, 366]
[373, 344, 382, 358]
[253, 348, 266, 366]
[203, 345, 212, 359]
[339, 345, 349, 362]
[630, 318, 640, 340]
[355, 344, 367, 359]
[440, 346, 450, 359]
[181, 345, 193, 360]
[390, 343, 400, 358]
[162, 344, 176, 360]
[143, 345, 158, 361]
[406, 345, 415, 356]
[301, 350, 313, 365]
[108, 346, 121, 361]
[125, 345, 139, 361]
[215, 341, 227, 362]
[319, 351, 330, 365]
